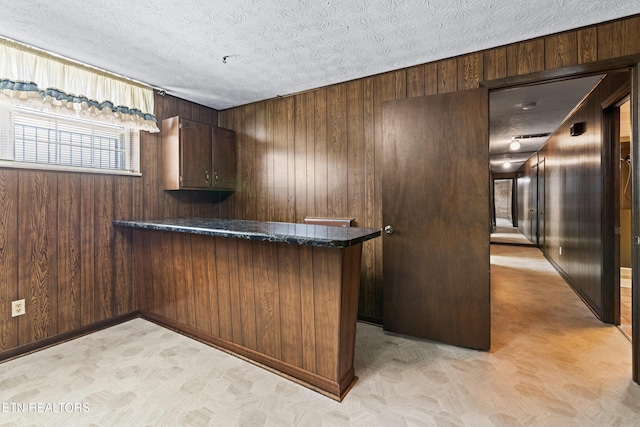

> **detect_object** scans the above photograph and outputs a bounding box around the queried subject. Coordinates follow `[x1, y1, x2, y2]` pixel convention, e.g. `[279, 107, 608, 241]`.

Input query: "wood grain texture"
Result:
[458, 53, 483, 90]
[94, 176, 114, 322]
[597, 16, 640, 60]
[438, 59, 458, 93]
[134, 230, 363, 399]
[80, 175, 95, 327]
[0, 170, 18, 350]
[545, 32, 578, 69]
[531, 72, 630, 320]
[577, 28, 598, 64]
[507, 39, 545, 76]
[381, 88, 490, 350]
[3, 13, 640, 360]
[0, 90, 219, 359]
[484, 47, 507, 81]
[18, 171, 58, 344]
[57, 173, 81, 333]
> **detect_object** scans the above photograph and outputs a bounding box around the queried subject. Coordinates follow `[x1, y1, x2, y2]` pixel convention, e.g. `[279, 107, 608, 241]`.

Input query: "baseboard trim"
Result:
[0, 311, 140, 363]
[542, 252, 604, 322]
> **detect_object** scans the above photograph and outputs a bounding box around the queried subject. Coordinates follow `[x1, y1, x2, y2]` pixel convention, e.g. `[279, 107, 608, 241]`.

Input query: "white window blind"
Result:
[0, 105, 140, 175]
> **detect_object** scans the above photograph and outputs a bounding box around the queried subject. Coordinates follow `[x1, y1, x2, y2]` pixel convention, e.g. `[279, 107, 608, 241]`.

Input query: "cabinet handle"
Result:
[205, 170, 210, 182]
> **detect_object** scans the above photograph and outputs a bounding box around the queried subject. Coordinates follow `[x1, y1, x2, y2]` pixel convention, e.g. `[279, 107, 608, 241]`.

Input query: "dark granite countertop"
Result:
[113, 217, 381, 248]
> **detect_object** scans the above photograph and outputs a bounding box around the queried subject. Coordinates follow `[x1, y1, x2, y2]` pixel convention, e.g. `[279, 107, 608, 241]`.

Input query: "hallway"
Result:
[0, 245, 639, 425]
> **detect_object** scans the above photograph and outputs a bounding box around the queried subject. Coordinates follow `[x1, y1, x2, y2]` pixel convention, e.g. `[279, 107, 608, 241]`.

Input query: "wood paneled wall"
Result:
[1, 15, 639, 349]
[532, 72, 630, 319]
[218, 15, 640, 322]
[0, 94, 218, 355]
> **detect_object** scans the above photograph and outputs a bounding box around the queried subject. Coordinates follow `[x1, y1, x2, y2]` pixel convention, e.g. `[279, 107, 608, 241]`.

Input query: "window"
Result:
[0, 105, 140, 175]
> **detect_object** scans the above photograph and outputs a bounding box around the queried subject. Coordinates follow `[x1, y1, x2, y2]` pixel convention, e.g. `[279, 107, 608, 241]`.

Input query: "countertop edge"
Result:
[113, 219, 381, 248]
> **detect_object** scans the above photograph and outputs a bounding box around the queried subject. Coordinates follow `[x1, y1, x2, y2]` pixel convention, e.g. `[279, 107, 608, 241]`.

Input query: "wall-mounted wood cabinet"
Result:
[162, 116, 236, 191]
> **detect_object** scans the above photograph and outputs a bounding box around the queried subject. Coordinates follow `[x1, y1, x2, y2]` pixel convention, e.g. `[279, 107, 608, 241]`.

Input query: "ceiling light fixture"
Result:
[502, 161, 511, 169]
[509, 139, 521, 151]
[522, 102, 537, 110]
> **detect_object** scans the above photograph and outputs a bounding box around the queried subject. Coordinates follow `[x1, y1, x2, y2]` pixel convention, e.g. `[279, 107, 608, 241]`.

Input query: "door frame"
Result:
[483, 54, 640, 383]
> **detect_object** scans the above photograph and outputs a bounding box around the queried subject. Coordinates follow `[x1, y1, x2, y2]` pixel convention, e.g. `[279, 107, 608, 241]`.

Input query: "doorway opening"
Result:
[618, 98, 632, 340]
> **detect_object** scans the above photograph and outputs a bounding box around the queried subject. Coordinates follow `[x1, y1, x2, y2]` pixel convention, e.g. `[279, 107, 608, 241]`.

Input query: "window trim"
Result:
[0, 105, 142, 177]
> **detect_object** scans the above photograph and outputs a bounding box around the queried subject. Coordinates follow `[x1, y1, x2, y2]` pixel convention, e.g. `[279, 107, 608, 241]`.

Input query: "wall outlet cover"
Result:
[11, 299, 25, 317]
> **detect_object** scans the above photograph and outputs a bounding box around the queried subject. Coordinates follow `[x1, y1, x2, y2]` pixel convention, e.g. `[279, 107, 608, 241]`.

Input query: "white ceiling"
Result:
[489, 75, 604, 173]
[1, 0, 639, 111]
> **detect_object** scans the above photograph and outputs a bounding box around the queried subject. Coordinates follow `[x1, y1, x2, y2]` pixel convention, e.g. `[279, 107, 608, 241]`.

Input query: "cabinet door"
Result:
[212, 126, 236, 190]
[180, 119, 212, 189]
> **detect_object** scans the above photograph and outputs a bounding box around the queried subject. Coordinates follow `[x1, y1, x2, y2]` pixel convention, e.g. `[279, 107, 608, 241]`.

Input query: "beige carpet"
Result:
[491, 218, 533, 246]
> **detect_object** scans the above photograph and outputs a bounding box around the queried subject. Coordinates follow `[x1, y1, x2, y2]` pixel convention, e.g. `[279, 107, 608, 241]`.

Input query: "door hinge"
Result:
[634, 236, 640, 245]
[614, 227, 621, 235]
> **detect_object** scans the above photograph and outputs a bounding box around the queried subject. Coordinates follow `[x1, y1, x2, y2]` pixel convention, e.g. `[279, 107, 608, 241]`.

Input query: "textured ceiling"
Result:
[0, 1, 639, 110]
[489, 75, 603, 172]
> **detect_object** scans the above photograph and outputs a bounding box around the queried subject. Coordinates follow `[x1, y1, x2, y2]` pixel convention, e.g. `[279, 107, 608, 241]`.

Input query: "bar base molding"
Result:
[141, 312, 357, 401]
[121, 221, 380, 401]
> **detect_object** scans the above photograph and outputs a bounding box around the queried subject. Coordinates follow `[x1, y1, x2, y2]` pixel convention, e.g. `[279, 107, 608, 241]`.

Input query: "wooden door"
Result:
[180, 119, 212, 189]
[381, 87, 490, 350]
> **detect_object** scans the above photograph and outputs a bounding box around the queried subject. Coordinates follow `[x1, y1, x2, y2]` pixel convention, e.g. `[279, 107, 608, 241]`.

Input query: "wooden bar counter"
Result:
[113, 218, 380, 400]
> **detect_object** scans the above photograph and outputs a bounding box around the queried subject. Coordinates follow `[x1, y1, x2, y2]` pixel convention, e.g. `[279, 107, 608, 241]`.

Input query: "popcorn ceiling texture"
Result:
[1, 0, 639, 109]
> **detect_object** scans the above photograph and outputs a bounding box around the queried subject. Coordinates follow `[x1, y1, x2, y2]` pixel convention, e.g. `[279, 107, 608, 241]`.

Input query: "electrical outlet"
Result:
[11, 299, 25, 317]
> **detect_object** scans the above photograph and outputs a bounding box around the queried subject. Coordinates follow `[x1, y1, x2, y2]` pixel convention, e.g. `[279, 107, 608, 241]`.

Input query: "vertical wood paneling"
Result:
[304, 91, 316, 218]
[286, 97, 296, 222]
[278, 244, 303, 366]
[215, 237, 233, 341]
[0, 90, 220, 357]
[299, 245, 316, 372]
[242, 104, 257, 220]
[407, 65, 425, 98]
[57, 173, 81, 333]
[313, 247, 341, 379]
[327, 84, 348, 218]
[507, 39, 545, 76]
[294, 94, 308, 221]
[3, 14, 640, 358]
[237, 239, 257, 350]
[94, 177, 114, 322]
[80, 175, 95, 327]
[205, 237, 220, 337]
[0, 170, 18, 350]
[227, 239, 243, 343]
[314, 89, 329, 217]
[171, 232, 192, 326]
[424, 62, 438, 95]
[252, 103, 267, 222]
[18, 172, 58, 343]
[545, 32, 578, 69]
[578, 28, 598, 64]
[437, 59, 458, 93]
[483, 47, 507, 81]
[597, 16, 640, 60]
[458, 53, 483, 90]
[134, 230, 153, 314]
[113, 176, 132, 316]
[347, 80, 365, 227]
[190, 234, 212, 334]
[253, 241, 281, 359]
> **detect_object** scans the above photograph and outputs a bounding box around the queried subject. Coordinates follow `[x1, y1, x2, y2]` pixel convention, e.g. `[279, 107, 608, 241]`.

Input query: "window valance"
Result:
[0, 37, 159, 132]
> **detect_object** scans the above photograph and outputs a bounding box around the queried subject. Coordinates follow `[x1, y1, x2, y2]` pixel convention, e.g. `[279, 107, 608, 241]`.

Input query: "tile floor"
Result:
[1, 245, 639, 426]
